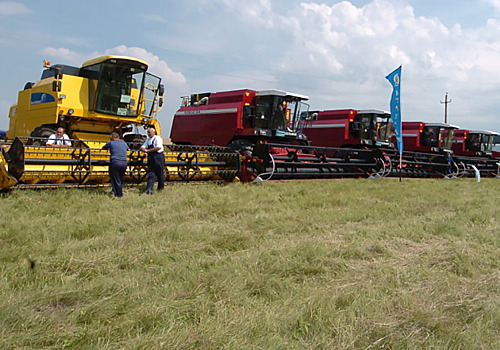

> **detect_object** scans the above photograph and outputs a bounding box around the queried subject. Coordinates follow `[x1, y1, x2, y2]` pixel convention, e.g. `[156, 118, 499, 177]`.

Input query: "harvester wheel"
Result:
[128, 150, 147, 183]
[29, 126, 57, 146]
[177, 149, 200, 181]
[124, 134, 146, 150]
[228, 139, 254, 156]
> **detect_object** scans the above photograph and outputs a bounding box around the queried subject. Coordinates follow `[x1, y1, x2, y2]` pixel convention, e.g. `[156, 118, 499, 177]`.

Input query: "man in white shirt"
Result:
[140, 127, 165, 194]
[46, 127, 71, 147]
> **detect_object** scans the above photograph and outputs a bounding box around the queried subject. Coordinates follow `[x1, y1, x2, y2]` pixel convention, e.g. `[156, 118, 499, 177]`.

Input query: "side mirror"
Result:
[158, 84, 165, 97]
[53, 66, 63, 79]
[158, 97, 163, 108]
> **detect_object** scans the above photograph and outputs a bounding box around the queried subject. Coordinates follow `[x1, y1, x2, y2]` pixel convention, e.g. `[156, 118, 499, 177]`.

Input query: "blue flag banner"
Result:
[386, 66, 403, 154]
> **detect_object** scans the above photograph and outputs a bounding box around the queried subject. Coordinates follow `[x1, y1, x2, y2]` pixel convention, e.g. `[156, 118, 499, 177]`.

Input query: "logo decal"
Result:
[30, 92, 56, 105]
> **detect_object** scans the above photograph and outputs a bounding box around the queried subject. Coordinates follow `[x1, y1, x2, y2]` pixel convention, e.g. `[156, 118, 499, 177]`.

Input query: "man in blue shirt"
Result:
[140, 127, 165, 194]
[445, 151, 457, 178]
[102, 132, 129, 197]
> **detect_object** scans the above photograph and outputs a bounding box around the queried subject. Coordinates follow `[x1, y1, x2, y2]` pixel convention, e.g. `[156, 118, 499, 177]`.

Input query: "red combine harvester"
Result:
[493, 134, 500, 160]
[171, 89, 308, 151]
[387, 121, 460, 178]
[402, 122, 457, 153]
[452, 129, 500, 177]
[299, 109, 394, 149]
[452, 129, 498, 157]
[170, 89, 385, 180]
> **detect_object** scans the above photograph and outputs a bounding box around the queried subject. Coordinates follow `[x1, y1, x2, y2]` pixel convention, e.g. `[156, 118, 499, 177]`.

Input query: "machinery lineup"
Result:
[0, 55, 499, 190]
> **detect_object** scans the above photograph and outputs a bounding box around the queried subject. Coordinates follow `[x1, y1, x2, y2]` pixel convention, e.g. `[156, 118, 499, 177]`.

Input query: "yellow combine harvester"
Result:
[0, 56, 240, 190]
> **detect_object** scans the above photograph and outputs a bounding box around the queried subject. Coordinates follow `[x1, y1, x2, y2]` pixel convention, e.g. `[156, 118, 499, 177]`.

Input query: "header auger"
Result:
[0, 138, 240, 190]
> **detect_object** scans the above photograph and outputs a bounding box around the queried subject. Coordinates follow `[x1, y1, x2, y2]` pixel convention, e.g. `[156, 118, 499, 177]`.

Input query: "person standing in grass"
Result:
[445, 151, 457, 178]
[140, 127, 165, 194]
[102, 132, 129, 197]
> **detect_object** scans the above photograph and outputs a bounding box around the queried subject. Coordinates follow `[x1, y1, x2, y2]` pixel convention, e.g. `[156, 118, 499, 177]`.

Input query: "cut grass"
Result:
[0, 178, 499, 349]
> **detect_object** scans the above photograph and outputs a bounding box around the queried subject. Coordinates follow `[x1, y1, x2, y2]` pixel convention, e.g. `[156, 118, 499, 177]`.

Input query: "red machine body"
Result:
[170, 89, 309, 151]
[452, 129, 499, 157]
[170, 89, 388, 180]
[300, 109, 393, 149]
[402, 122, 458, 154]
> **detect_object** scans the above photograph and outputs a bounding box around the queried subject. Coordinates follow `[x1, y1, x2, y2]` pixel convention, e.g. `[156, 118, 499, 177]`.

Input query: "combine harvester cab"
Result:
[390, 121, 460, 178]
[452, 129, 500, 177]
[171, 89, 309, 151]
[0, 56, 240, 190]
[171, 90, 385, 181]
[298, 109, 394, 177]
[7, 56, 165, 147]
[299, 109, 394, 149]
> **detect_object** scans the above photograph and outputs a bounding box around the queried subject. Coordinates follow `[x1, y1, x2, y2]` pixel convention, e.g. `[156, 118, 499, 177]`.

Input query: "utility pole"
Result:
[440, 92, 452, 124]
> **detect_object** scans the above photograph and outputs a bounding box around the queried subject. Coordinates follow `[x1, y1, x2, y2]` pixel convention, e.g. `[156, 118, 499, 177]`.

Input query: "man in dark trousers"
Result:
[102, 132, 129, 197]
[140, 127, 165, 194]
[445, 151, 457, 178]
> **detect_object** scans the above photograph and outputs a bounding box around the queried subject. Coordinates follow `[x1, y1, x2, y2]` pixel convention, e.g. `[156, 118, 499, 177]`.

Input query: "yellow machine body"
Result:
[0, 56, 241, 190]
[6, 55, 163, 146]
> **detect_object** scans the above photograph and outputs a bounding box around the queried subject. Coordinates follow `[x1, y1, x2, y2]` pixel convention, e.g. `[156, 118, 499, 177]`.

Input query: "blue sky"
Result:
[2, 0, 500, 137]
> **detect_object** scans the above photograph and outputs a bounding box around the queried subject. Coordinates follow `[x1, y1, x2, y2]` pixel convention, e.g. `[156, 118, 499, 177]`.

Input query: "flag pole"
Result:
[385, 65, 403, 182]
[399, 151, 402, 182]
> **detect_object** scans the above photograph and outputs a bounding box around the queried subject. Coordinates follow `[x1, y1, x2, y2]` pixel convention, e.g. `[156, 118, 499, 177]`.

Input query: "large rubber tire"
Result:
[124, 133, 146, 150]
[228, 139, 254, 156]
[29, 126, 57, 146]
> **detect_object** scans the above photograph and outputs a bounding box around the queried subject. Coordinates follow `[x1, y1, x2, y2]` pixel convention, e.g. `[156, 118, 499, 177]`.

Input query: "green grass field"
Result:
[1, 178, 499, 349]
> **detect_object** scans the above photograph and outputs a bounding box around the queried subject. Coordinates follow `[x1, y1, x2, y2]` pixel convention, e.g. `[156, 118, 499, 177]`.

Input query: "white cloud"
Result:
[245, 0, 495, 130]
[282, 0, 453, 76]
[0, 1, 30, 16]
[203, 0, 275, 28]
[98, 46, 187, 86]
[485, 0, 500, 11]
[40, 47, 85, 65]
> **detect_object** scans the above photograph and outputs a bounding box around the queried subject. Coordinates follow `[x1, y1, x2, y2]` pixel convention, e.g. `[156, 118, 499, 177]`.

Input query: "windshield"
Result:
[421, 126, 440, 147]
[376, 116, 392, 142]
[254, 95, 307, 131]
[360, 116, 375, 139]
[95, 62, 146, 117]
[350, 114, 378, 140]
[483, 134, 494, 152]
[287, 100, 309, 131]
[440, 128, 455, 149]
[467, 133, 494, 152]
